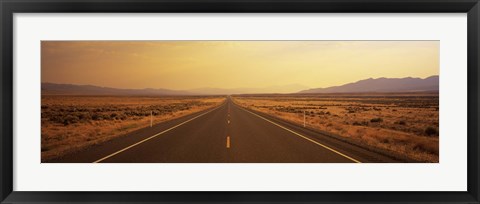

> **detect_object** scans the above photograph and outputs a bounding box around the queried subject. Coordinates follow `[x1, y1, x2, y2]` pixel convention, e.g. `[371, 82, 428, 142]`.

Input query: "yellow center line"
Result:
[93, 104, 224, 163]
[226, 136, 231, 148]
[238, 106, 361, 163]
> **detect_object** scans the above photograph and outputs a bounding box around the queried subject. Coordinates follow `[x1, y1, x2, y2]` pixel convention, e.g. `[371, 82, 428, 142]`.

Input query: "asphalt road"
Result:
[52, 97, 399, 163]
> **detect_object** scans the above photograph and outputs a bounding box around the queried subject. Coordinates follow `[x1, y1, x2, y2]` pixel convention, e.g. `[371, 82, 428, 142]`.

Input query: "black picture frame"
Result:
[1, 0, 479, 203]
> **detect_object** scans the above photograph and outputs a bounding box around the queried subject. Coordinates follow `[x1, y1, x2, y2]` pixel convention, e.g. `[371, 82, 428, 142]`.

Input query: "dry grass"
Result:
[41, 95, 225, 161]
[233, 93, 439, 162]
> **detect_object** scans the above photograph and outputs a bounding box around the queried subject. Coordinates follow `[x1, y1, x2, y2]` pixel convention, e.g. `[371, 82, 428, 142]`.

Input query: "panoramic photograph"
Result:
[41, 41, 439, 163]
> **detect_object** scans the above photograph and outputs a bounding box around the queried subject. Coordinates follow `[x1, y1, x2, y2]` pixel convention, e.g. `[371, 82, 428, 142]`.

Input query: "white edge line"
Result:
[237, 105, 361, 163]
[93, 104, 224, 163]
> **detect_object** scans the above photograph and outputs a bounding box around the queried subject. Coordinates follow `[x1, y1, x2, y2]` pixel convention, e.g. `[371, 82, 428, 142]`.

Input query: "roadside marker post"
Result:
[226, 136, 230, 148]
[150, 110, 153, 127]
[304, 110, 306, 127]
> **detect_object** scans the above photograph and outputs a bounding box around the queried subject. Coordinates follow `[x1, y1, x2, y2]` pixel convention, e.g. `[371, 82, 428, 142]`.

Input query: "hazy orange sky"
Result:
[42, 41, 439, 91]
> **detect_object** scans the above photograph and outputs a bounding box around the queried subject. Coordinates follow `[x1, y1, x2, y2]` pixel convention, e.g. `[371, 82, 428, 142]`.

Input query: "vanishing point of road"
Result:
[53, 97, 399, 163]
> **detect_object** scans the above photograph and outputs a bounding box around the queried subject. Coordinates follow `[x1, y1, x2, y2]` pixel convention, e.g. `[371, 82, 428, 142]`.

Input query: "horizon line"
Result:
[42, 74, 439, 91]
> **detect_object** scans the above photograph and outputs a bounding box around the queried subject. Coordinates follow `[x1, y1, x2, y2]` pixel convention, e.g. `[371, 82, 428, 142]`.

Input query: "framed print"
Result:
[1, 0, 479, 203]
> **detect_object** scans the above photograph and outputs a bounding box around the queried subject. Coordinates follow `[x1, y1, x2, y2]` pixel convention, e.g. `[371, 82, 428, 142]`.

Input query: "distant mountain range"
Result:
[42, 83, 194, 96]
[298, 75, 439, 94]
[41, 83, 308, 95]
[42, 76, 438, 96]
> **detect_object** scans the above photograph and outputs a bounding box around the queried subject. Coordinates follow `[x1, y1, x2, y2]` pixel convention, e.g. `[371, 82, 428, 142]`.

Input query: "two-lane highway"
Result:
[52, 97, 398, 163]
